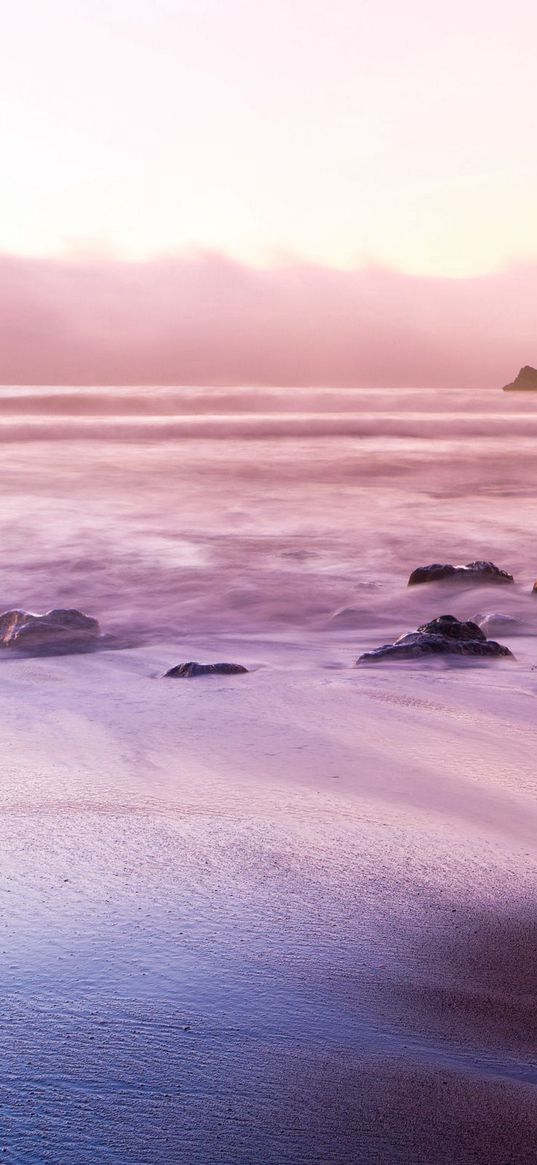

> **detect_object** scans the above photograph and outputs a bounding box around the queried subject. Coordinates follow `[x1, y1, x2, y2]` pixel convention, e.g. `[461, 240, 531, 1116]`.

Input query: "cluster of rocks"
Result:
[0, 554, 529, 673]
[357, 615, 513, 664]
[0, 607, 251, 675]
[356, 557, 533, 665]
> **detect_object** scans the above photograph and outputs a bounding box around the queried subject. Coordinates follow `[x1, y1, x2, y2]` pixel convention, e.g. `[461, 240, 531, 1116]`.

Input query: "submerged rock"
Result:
[408, 560, 514, 586]
[165, 661, 248, 678]
[0, 608, 100, 653]
[475, 612, 521, 636]
[328, 606, 367, 628]
[502, 365, 537, 392]
[356, 613, 513, 663]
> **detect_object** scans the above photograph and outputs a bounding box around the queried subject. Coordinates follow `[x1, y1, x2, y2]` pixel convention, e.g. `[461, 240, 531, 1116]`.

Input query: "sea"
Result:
[2, 384, 537, 641]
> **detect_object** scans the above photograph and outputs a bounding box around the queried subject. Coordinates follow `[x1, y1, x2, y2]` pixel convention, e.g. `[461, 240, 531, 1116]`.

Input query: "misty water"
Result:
[2, 384, 537, 641]
[2, 386, 537, 1164]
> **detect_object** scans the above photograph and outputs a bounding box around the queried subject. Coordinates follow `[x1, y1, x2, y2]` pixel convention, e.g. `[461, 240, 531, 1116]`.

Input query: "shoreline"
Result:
[1, 634, 536, 1161]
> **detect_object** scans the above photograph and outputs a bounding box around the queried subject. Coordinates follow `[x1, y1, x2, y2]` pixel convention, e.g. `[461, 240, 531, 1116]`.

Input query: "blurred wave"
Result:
[1, 385, 535, 643]
[2, 414, 537, 442]
[2, 383, 537, 416]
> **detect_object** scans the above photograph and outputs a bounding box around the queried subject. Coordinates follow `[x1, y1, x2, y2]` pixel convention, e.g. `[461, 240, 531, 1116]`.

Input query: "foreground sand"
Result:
[1, 625, 536, 1163]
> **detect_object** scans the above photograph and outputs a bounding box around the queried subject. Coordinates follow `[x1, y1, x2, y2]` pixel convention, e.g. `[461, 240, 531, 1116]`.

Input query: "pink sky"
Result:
[1, 252, 535, 387]
[2, 1, 537, 383]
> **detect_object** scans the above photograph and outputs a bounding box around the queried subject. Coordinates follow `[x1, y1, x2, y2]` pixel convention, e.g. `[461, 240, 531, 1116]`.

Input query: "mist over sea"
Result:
[2, 384, 537, 641]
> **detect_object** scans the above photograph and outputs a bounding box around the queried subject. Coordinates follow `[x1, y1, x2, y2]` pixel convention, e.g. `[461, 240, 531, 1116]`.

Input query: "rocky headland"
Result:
[502, 365, 537, 391]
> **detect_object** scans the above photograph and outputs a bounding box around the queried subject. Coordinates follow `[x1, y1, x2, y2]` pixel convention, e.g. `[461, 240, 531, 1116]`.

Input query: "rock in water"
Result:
[356, 614, 513, 663]
[416, 614, 486, 641]
[165, 661, 248, 677]
[0, 608, 100, 653]
[475, 612, 520, 636]
[407, 563, 457, 585]
[408, 560, 514, 586]
[502, 365, 537, 391]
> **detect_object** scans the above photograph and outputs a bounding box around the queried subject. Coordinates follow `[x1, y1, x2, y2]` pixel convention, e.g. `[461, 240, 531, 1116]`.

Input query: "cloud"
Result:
[0, 251, 535, 387]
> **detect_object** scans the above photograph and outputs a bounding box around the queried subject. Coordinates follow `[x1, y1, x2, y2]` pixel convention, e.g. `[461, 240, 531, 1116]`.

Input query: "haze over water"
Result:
[3, 384, 537, 642]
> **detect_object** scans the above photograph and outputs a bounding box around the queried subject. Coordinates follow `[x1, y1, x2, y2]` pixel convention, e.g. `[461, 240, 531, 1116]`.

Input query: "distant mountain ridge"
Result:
[502, 365, 537, 391]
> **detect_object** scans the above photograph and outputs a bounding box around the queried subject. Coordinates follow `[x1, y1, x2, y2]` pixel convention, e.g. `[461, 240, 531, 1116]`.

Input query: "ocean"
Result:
[2, 384, 537, 642]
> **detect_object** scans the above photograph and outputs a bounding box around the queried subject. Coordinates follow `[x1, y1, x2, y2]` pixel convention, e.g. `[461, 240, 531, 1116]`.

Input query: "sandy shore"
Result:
[1, 625, 536, 1163]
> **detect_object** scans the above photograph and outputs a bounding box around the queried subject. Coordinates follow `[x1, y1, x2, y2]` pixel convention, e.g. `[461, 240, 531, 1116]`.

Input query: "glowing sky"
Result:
[2, 0, 537, 277]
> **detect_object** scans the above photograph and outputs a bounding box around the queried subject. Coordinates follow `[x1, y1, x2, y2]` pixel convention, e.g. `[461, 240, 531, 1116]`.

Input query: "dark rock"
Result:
[407, 563, 457, 585]
[408, 560, 514, 586]
[0, 608, 100, 653]
[502, 365, 537, 391]
[463, 560, 514, 582]
[165, 661, 248, 678]
[415, 615, 486, 641]
[356, 614, 513, 663]
[358, 637, 512, 662]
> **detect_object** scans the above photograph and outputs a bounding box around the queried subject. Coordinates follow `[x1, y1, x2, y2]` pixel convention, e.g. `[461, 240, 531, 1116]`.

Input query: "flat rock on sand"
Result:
[407, 560, 514, 586]
[165, 661, 248, 677]
[357, 614, 513, 663]
[0, 608, 100, 653]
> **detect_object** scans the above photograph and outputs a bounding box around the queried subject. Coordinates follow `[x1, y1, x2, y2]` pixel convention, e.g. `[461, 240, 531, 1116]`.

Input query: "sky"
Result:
[1, 0, 536, 383]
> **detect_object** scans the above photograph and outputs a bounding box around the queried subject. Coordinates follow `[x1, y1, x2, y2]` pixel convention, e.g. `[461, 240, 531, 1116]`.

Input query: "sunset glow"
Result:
[3, 0, 537, 277]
